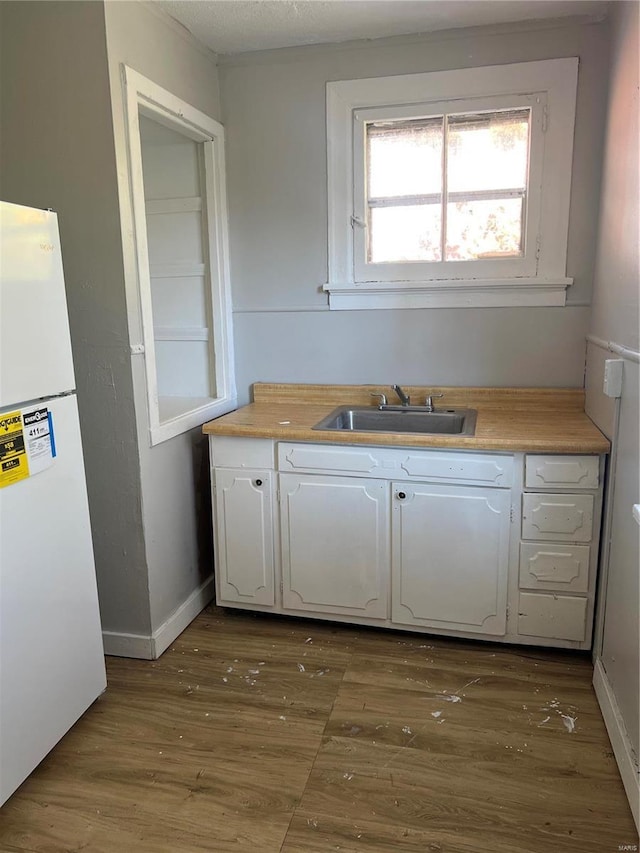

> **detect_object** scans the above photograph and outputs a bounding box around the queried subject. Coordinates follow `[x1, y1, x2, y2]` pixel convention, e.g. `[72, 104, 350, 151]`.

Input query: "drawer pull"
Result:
[397, 491, 407, 500]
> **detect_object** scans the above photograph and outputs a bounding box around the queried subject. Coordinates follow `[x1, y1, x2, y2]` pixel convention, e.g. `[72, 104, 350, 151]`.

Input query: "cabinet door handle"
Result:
[255, 479, 263, 487]
[397, 491, 406, 500]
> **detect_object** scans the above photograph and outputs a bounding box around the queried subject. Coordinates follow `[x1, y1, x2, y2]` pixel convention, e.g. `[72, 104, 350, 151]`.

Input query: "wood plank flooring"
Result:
[1, 606, 636, 852]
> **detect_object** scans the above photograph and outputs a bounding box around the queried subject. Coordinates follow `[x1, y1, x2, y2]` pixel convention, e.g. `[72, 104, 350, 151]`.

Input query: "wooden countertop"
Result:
[202, 383, 610, 454]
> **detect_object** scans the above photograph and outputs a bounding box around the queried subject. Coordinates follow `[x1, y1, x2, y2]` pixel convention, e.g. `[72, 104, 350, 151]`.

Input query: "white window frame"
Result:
[326, 58, 578, 310]
[123, 67, 236, 445]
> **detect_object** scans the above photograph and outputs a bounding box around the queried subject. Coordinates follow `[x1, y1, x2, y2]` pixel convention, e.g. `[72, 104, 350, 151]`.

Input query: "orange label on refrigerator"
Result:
[0, 410, 30, 488]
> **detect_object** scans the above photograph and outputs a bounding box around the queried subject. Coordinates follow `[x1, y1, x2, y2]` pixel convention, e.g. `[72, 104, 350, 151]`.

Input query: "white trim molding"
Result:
[102, 575, 215, 660]
[587, 333, 640, 363]
[154, 396, 237, 445]
[102, 630, 154, 660]
[324, 278, 570, 310]
[122, 65, 236, 446]
[593, 659, 640, 832]
[152, 575, 215, 658]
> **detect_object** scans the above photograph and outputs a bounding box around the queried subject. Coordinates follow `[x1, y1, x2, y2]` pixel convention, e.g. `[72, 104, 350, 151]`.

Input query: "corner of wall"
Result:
[0, 0, 151, 638]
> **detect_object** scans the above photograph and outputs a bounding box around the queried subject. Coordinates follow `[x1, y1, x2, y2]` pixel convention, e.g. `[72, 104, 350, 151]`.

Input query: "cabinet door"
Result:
[391, 483, 510, 635]
[213, 469, 274, 606]
[280, 473, 388, 618]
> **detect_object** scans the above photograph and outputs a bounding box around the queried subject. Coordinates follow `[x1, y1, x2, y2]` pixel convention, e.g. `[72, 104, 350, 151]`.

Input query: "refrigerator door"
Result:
[0, 393, 106, 805]
[0, 202, 76, 408]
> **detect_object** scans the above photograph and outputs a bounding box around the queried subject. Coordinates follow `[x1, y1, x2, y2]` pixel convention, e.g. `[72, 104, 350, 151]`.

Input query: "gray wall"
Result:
[0, 1, 150, 636]
[103, 1, 221, 632]
[588, 0, 639, 766]
[219, 17, 610, 403]
[589, 4, 639, 355]
[0, 0, 224, 645]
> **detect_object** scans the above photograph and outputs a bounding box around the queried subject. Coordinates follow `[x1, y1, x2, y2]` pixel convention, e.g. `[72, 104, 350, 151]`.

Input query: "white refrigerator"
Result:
[0, 201, 107, 805]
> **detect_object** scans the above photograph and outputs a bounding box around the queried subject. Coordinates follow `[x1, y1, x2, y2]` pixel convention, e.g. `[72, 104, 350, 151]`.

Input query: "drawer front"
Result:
[519, 542, 590, 592]
[517, 592, 587, 642]
[398, 451, 513, 487]
[278, 443, 513, 486]
[210, 436, 275, 469]
[525, 455, 599, 489]
[278, 443, 381, 475]
[522, 493, 594, 542]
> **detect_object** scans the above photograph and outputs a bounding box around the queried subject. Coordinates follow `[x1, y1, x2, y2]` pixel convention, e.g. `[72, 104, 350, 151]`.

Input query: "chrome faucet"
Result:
[392, 384, 411, 407]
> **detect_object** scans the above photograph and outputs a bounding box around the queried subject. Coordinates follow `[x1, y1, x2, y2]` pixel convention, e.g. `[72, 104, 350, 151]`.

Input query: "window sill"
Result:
[150, 396, 238, 445]
[323, 278, 572, 310]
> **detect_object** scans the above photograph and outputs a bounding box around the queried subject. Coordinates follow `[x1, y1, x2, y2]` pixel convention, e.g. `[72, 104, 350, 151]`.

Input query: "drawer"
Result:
[522, 493, 594, 542]
[519, 542, 590, 592]
[525, 455, 599, 489]
[278, 443, 513, 487]
[278, 443, 382, 475]
[517, 592, 587, 642]
[398, 451, 513, 487]
[209, 436, 275, 469]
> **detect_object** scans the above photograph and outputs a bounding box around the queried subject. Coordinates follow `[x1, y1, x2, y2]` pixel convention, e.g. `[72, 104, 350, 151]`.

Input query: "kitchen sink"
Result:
[312, 406, 477, 436]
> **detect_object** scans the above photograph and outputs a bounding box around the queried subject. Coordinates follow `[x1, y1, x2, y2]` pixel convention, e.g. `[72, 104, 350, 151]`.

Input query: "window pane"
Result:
[446, 198, 524, 261]
[447, 109, 530, 193]
[446, 110, 529, 259]
[369, 205, 442, 263]
[367, 118, 443, 198]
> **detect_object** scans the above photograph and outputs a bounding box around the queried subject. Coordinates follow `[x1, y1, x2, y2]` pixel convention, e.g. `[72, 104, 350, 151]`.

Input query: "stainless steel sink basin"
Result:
[312, 406, 477, 436]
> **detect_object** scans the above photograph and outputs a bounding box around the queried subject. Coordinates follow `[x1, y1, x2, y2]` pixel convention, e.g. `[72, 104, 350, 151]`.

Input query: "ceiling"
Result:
[157, 0, 609, 56]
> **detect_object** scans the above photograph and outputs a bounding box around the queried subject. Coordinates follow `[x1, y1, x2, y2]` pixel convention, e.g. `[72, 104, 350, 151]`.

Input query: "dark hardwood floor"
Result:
[0, 605, 636, 852]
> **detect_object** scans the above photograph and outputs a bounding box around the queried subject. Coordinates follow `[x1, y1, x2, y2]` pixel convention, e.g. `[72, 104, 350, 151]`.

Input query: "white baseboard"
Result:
[151, 575, 215, 659]
[593, 658, 640, 832]
[101, 630, 154, 660]
[102, 575, 214, 661]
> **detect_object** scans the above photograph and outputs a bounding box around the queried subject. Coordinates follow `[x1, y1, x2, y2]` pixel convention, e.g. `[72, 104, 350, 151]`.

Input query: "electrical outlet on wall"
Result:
[603, 359, 624, 398]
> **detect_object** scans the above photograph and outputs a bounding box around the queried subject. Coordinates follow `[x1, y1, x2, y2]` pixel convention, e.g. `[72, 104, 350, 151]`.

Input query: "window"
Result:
[123, 68, 236, 444]
[364, 108, 531, 264]
[326, 59, 578, 309]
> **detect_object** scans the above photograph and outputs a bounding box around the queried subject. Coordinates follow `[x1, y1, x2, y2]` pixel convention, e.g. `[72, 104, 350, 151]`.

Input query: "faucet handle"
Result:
[425, 393, 444, 409]
[370, 392, 387, 408]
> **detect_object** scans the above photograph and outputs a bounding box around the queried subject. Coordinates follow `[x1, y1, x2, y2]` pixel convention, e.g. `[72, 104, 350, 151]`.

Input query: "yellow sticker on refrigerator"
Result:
[0, 405, 56, 489]
[0, 410, 29, 488]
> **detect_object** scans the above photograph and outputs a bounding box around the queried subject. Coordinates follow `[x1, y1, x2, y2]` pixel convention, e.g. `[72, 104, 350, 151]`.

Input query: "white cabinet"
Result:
[516, 454, 602, 646]
[209, 437, 604, 650]
[280, 473, 388, 618]
[391, 483, 510, 635]
[213, 468, 275, 606]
